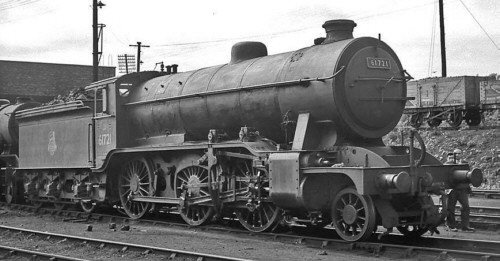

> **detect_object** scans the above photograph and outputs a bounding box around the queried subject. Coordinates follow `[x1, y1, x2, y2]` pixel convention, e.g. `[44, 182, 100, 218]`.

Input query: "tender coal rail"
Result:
[0, 225, 252, 261]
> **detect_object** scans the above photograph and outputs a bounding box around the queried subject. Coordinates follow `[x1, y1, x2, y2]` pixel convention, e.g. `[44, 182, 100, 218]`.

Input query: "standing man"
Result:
[445, 149, 475, 232]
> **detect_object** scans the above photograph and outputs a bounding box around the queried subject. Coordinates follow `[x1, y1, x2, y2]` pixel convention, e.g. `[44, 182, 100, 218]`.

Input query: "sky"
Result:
[0, 0, 499, 80]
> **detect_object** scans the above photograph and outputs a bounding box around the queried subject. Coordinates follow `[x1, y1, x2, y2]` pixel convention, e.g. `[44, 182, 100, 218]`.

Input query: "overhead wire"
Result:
[153, 1, 438, 49]
[428, 0, 438, 77]
[0, 0, 41, 12]
[458, 0, 500, 51]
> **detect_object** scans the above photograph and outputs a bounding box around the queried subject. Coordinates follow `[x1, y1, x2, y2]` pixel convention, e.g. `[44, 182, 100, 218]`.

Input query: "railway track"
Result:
[471, 189, 500, 199]
[400, 124, 500, 131]
[7, 202, 500, 233]
[0, 224, 252, 261]
[2, 203, 500, 260]
[0, 244, 88, 261]
[468, 205, 500, 230]
[1, 222, 500, 261]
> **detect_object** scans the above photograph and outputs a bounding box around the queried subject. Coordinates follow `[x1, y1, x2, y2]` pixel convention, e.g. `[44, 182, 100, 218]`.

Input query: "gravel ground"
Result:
[0, 207, 391, 261]
[0, 198, 497, 260]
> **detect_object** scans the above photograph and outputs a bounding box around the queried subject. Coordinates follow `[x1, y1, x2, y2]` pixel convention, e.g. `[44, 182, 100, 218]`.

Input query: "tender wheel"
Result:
[175, 166, 214, 226]
[232, 160, 281, 232]
[80, 200, 97, 213]
[53, 202, 66, 211]
[331, 187, 377, 241]
[409, 113, 423, 128]
[397, 224, 428, 238]
[32, 200, 43, 208]
[447, 111, 463, 128]
[118, 157, 153, 219]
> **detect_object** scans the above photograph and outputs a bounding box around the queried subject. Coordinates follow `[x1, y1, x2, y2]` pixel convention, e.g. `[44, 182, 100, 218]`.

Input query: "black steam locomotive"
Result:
[0, 19, 482, 242]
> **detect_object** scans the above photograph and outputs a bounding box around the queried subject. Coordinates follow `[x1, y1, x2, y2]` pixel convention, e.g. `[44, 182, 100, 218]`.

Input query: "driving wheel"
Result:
[118, 157, 153, 219]
[232, 160, 281, 232]
[53, 201, 66, 211]
[175, 165, 214, 226]
[331, 187, 376, 241]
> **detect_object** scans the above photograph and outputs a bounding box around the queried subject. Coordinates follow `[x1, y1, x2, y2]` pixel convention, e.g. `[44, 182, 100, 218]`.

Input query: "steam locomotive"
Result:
[0, 19, 482, 242]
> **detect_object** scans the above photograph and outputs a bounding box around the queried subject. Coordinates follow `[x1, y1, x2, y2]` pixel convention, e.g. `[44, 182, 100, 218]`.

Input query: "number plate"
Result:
[366, 57, 391, 69]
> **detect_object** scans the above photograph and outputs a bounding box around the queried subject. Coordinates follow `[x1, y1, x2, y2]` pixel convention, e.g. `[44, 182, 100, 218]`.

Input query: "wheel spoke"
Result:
[139, 166, 148, 180]
[132, 161, 138, 174]
[263, 206, 270, 221]
[120, 188, 131, 198]
[340, 197, 347, 207]
[139, 187, 148, 195]
[178, 176, 188, 184]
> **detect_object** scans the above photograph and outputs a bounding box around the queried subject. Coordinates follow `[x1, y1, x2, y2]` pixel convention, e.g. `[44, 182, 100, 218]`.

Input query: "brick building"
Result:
[0, 60, 115, 103]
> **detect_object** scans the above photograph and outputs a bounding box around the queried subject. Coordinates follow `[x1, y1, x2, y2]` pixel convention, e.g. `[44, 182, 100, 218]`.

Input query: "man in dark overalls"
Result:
[445, 149, 475, 232]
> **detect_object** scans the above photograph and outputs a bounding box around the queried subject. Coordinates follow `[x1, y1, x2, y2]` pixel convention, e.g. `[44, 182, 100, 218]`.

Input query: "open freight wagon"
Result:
[405, 76, 500, 128]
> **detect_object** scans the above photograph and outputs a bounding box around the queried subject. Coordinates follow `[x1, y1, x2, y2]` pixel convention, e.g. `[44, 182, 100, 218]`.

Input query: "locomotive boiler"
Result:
[0, 19, 482, 242]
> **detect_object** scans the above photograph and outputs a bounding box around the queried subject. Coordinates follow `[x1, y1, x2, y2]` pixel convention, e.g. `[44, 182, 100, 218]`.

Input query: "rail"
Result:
[471, 189, 500, 198]
[3, 203, 500, 260]
[0, 244, 87, 261]
[0, 225, 253, 261]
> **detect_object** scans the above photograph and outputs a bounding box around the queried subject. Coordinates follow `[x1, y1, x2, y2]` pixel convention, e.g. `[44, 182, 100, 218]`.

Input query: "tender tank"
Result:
[0, 98, 40, 151]
[127, 20, 406, 144]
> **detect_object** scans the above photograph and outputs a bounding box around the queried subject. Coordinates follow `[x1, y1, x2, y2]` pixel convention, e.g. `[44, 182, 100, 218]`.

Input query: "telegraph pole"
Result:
[439, 0, 447, 77]
[92, 0, 105, 82]
[129, 42, 150, 72]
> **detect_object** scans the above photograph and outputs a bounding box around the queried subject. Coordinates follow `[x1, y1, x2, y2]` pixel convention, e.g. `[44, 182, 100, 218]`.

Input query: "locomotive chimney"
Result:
[172, 64, 178, 74]
[322, 19, 357, 44]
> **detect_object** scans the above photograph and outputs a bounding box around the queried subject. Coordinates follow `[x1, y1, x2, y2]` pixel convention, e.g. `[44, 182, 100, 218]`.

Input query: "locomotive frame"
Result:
[0, 19, 483, 242]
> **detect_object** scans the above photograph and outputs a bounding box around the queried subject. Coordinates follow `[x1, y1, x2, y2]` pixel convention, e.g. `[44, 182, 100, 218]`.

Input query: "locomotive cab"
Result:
[84, 71, 163, 168]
